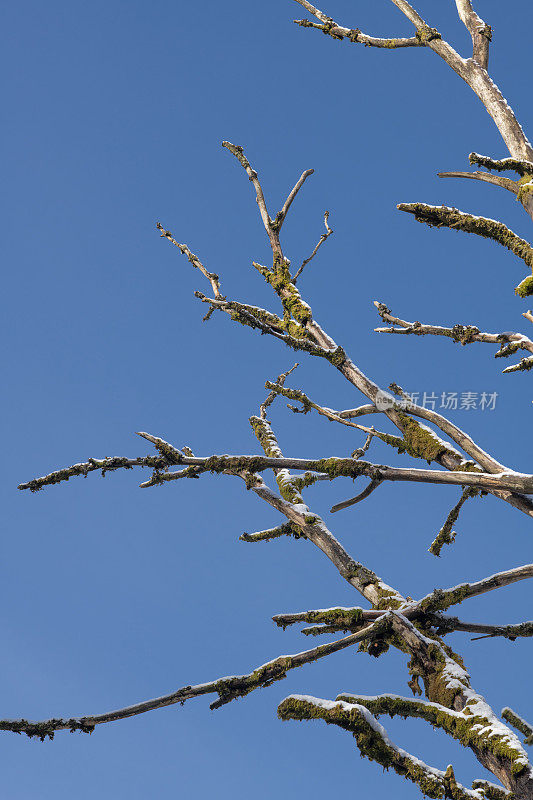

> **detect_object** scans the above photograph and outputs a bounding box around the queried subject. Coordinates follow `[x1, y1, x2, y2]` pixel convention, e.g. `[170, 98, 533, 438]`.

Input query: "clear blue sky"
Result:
[3, 2, 532, 798]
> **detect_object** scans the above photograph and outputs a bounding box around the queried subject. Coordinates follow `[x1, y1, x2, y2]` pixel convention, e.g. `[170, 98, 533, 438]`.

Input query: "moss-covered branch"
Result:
[20, 448, 533, 495]
[278, 695, 484, 800]
[273, 606, 370, 630]
[429, 487, 479, 557]
[0, 618, 392, 740]
[469, 152, 533, 178]
[502, 708, 533, 746]
[240, 521, 305, 543]
[412, 564, 533, 614]
[374, 300, 533, 374]
[397, 203, 533, 296]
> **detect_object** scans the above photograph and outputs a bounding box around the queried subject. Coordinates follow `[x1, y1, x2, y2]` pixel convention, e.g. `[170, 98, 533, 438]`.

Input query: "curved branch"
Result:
[330, 479, 383, 513]
[438, 170, 518, 194]
[278, 695, 484, 800]
[398, 203, 533, 296]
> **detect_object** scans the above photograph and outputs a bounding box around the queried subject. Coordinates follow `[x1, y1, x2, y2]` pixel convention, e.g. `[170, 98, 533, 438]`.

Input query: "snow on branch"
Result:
[454, 0, 492, 69]
[412, 564, 533, 614]
[502, 708, 533, 746]
[240, 521, 305, 543]
[469, 153, 533, 178]
[278, 695, 484, 800]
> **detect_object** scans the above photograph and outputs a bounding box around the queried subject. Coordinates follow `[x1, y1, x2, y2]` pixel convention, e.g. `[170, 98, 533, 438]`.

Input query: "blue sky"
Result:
[3, 1, 532, 798]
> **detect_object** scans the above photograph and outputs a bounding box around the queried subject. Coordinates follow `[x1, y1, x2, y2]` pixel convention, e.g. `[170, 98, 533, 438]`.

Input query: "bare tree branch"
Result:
[412, 564, 533, 614]
[0, 617, 391, 739]
[330, 479, 383, 513]
[502, 708, 533, 746]
[429, 487, 479, 557]
[292, 210, 333, 283]
[278, 694, 489, 800]
[397, 203, 533, 296]
[222, 141, 280, 256]
[20, 448, 533, 495]
[260, 364, 299, 420]
[294, 18, 425, 49]
[469, 152, 533, 177]
[374, 301, 533, 373]
[454, 0, 491, 69]
[156, 223, 224, 299]
[438, 170, 518, 194]
[240, 521, 304, 543]
[273, 606, 533, 643]
[277, 169, 314, 228]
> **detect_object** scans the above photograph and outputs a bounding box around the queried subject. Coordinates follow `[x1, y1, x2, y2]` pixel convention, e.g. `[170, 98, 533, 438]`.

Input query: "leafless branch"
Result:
[454, 0, 491, 69]
[469, 153, 533, 177]
[438, 170, 518, 194]
[277, 169, 314, 228]
[502, 708, 533, 746]
[293, 211, 333, 283]
[273, 607, 380, 629]
[156, 223, 224, 299]
[279, 694, 484, 800]
[240, 521, 304, 543]
[222, 141, 280, 256]
[293, 0, 429, 48]
[260, 364, 299, 420]
[294, 18, 425, 49]
[413, 564, 533, 614]
[397, 203, 533, 296]
[274, 605, 533, 643]
[330, 479, 383, 513]
[18, 455, 168, 492]
[21, 448, 533, 495]
[374, 301, 533, 372]
[429, 487, 479, 557]
[0, 617, 391, 739]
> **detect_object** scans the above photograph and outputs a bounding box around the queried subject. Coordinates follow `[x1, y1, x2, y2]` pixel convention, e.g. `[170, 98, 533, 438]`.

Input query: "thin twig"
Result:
[156, 224, 224, 299]
[293, 211, 333, 282]
[260, 364, 298, 420]
[277, 169, 314, 228]
[330, 479, 383, 513]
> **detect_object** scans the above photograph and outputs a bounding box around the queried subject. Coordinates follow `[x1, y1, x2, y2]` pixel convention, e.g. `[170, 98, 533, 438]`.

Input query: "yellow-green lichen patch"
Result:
[397, 413, 448, 463]
[515, 274, 533, 298]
